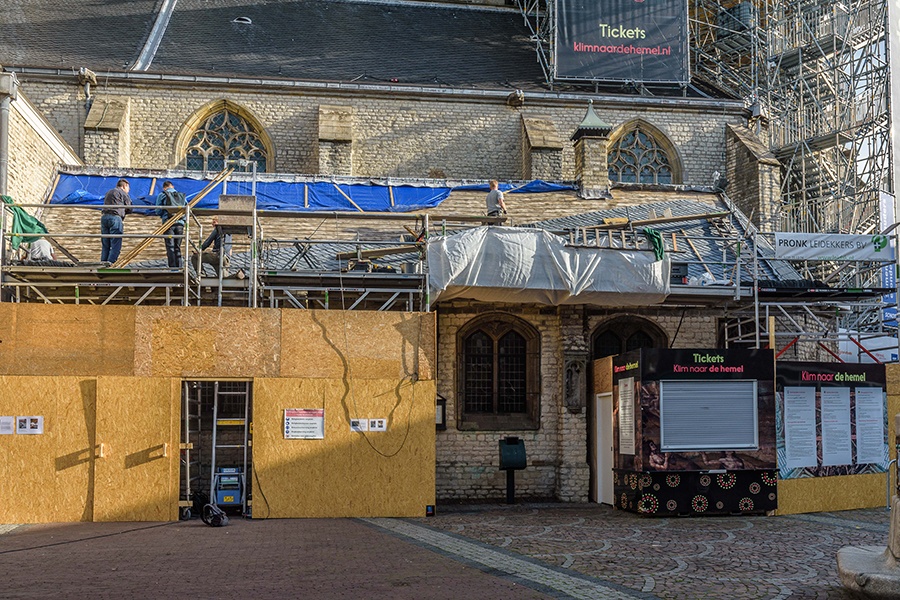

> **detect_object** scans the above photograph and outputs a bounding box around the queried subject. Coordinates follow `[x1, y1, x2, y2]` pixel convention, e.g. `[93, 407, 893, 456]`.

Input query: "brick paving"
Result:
[0, 504, 890, 599]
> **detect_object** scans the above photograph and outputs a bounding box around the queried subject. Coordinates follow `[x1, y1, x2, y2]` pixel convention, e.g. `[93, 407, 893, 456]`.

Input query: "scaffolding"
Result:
[0, 202, 434, 311]
[2, 184, 896, 361]
[766, 0, 891, 240]
[517, 0, 892, 243]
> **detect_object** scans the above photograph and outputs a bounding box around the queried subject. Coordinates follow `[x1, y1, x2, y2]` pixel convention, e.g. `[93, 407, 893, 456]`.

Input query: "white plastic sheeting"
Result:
[427, 227, 670, 306]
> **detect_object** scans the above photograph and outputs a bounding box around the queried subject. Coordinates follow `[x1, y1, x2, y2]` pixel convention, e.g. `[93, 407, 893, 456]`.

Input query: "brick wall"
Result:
[19, 79, 744, 184]
[435, 303, 722, 502]
[84, 129, 123, 168]
[436, 303, 564, 501]
[8, 101, 64, 205]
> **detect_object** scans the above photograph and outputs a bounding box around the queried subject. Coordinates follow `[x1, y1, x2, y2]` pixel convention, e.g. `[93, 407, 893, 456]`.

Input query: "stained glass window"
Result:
[608, 127, 674, 185]
[185, 108, 267, 173]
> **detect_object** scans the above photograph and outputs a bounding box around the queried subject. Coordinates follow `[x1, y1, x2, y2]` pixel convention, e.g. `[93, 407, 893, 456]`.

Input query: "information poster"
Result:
[284, 408, 324, 440]
[855, 387, 886, 464]
[618, 377, 635, 455]
[0, 416, 14, 435]
[783, 387, 818, 469]
[777, 362, 887, 478]
[820, 387, 852, 466]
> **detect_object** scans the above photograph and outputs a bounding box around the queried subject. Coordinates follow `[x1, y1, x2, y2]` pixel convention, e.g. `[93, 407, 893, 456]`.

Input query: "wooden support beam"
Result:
[680, 228, 714, 277]
[111, 168, 234, 268]
[335, 245, 421, 260]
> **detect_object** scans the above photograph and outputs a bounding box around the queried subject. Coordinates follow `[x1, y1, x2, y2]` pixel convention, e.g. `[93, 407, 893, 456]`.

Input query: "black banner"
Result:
[617, 348, 774, 382]
[555, 0, 689, 83]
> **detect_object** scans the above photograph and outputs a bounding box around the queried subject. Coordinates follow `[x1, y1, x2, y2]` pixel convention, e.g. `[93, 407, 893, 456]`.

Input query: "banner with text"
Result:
[774, 232, 895, 261]
[775, 361, 887, 479]
[555, 0, 689, 83]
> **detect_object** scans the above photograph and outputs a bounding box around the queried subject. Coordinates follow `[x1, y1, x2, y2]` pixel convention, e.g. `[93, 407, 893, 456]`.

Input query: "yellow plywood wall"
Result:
[0, 376, 97, 523]
[593, 356, 613, 394]
[93, 377, 180, 522]
[777, 368, 900, 514]
[776, 474, 887, 514]
[253, 377, 436, 518]
[0, 305, 437, 521]
[0, 304, 136, 376]
[132, 306, 282, 378]
[280, 311, 436, 381]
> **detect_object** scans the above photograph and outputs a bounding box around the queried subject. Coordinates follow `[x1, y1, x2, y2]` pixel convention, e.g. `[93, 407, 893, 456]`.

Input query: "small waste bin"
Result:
[499, 437, 526, 503]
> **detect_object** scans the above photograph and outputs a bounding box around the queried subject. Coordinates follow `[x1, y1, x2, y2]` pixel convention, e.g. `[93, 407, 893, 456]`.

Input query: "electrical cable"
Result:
[251, 462, 271, 519]
[201, 503, 229, 527]
[333, 213, 421, 459]
[670, 308, 687, 347]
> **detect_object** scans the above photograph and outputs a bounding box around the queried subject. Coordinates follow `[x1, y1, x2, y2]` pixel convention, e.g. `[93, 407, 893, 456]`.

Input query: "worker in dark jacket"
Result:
[154, 181, 186, 267]
[192, 216, 232, 276]
[100, 178, 132, 263]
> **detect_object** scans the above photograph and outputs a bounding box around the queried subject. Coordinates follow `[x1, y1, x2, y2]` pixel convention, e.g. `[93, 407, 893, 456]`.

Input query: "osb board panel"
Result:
[133, 306, 281, 378]
[93, 377, 179, 522]
[253, 377, 436, 518]
[886, 364, 900, 389]
[0, 304, 136, 376]
[280, 311, 436, 380]
[777, 379, 900, 515]
[0, 376, 96, 523]
[593, 356, 614, 394]
[777, 474, 886, 514]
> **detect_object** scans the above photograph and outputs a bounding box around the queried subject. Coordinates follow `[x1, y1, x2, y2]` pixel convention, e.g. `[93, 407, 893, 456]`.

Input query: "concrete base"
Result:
[837, 493, 900, 598]
[837, 546, 900, 598]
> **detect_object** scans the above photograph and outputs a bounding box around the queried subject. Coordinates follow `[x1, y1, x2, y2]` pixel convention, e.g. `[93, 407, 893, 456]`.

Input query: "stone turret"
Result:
[571, 100, 613, 199]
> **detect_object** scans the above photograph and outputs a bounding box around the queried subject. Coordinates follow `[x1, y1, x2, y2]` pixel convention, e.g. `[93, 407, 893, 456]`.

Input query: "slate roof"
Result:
[1, 0, 545, 90]
[153, 0, 544, 89]
[0, 0, 721, 94]
[0, 1, 158, 71]
[129, 193, 794, 287]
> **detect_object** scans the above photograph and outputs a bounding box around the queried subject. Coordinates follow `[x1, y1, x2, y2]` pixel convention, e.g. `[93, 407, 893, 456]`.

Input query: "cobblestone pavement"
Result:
[399, 503, 891, 600]
[0, 504, 889, 599]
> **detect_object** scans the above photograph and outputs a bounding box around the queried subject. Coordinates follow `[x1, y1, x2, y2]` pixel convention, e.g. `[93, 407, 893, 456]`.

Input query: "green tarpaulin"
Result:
[1, 195, 48, 250]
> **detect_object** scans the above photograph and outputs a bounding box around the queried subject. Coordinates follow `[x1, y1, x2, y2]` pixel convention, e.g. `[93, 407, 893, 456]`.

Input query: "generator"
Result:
[213, 467, 244, 507]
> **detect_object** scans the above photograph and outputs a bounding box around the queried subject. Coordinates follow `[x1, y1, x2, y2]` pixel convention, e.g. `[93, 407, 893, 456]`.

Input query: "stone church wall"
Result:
[19, 79, 744, 184]
[435, 303, 720, 502]
[8, 100, 64, 205]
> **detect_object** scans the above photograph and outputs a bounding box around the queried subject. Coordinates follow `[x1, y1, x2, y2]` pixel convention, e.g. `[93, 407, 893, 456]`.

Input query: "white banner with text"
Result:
[774, 233, 895, 261]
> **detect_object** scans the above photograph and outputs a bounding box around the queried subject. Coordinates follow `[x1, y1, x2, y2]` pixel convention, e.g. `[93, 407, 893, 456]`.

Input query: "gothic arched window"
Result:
[183, 105, 269, 173]
[592, 317, 668, 359]
[457, 314, 540, 430]
[608, 123, 680, 185]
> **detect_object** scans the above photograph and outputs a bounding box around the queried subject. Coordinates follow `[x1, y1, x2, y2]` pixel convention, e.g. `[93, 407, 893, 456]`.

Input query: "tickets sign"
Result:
[555, 0, 689, 83]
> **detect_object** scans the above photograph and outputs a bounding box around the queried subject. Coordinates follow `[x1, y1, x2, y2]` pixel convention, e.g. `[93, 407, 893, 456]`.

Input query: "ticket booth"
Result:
[612, 348, 778, 516]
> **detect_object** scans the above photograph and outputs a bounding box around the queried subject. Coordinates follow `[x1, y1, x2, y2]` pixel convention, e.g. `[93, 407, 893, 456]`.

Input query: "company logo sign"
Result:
[774, 233, 896, 262]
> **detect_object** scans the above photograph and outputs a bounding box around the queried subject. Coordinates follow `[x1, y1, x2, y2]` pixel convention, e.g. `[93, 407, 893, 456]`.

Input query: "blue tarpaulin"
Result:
[51, 174, 452, 213]
[452, 180, 576, 193]
[50, 174, 576, 214]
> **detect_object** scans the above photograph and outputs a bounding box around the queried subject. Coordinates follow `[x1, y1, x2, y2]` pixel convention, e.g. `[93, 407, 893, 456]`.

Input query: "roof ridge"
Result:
[132, 0, 178, 71]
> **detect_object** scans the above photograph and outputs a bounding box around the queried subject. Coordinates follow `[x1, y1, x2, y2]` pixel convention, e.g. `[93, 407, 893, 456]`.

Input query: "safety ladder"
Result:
[209, 381, 252, 515]
[179, 382, 203, 520]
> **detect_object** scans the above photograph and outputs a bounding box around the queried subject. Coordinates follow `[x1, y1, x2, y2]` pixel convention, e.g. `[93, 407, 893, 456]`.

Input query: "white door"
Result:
[596, 392, 614, 505]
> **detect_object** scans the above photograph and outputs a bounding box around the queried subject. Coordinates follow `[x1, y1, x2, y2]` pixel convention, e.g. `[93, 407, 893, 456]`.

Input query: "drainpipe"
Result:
[0, 71, 19, 197]
[78, 67, 96, 113]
